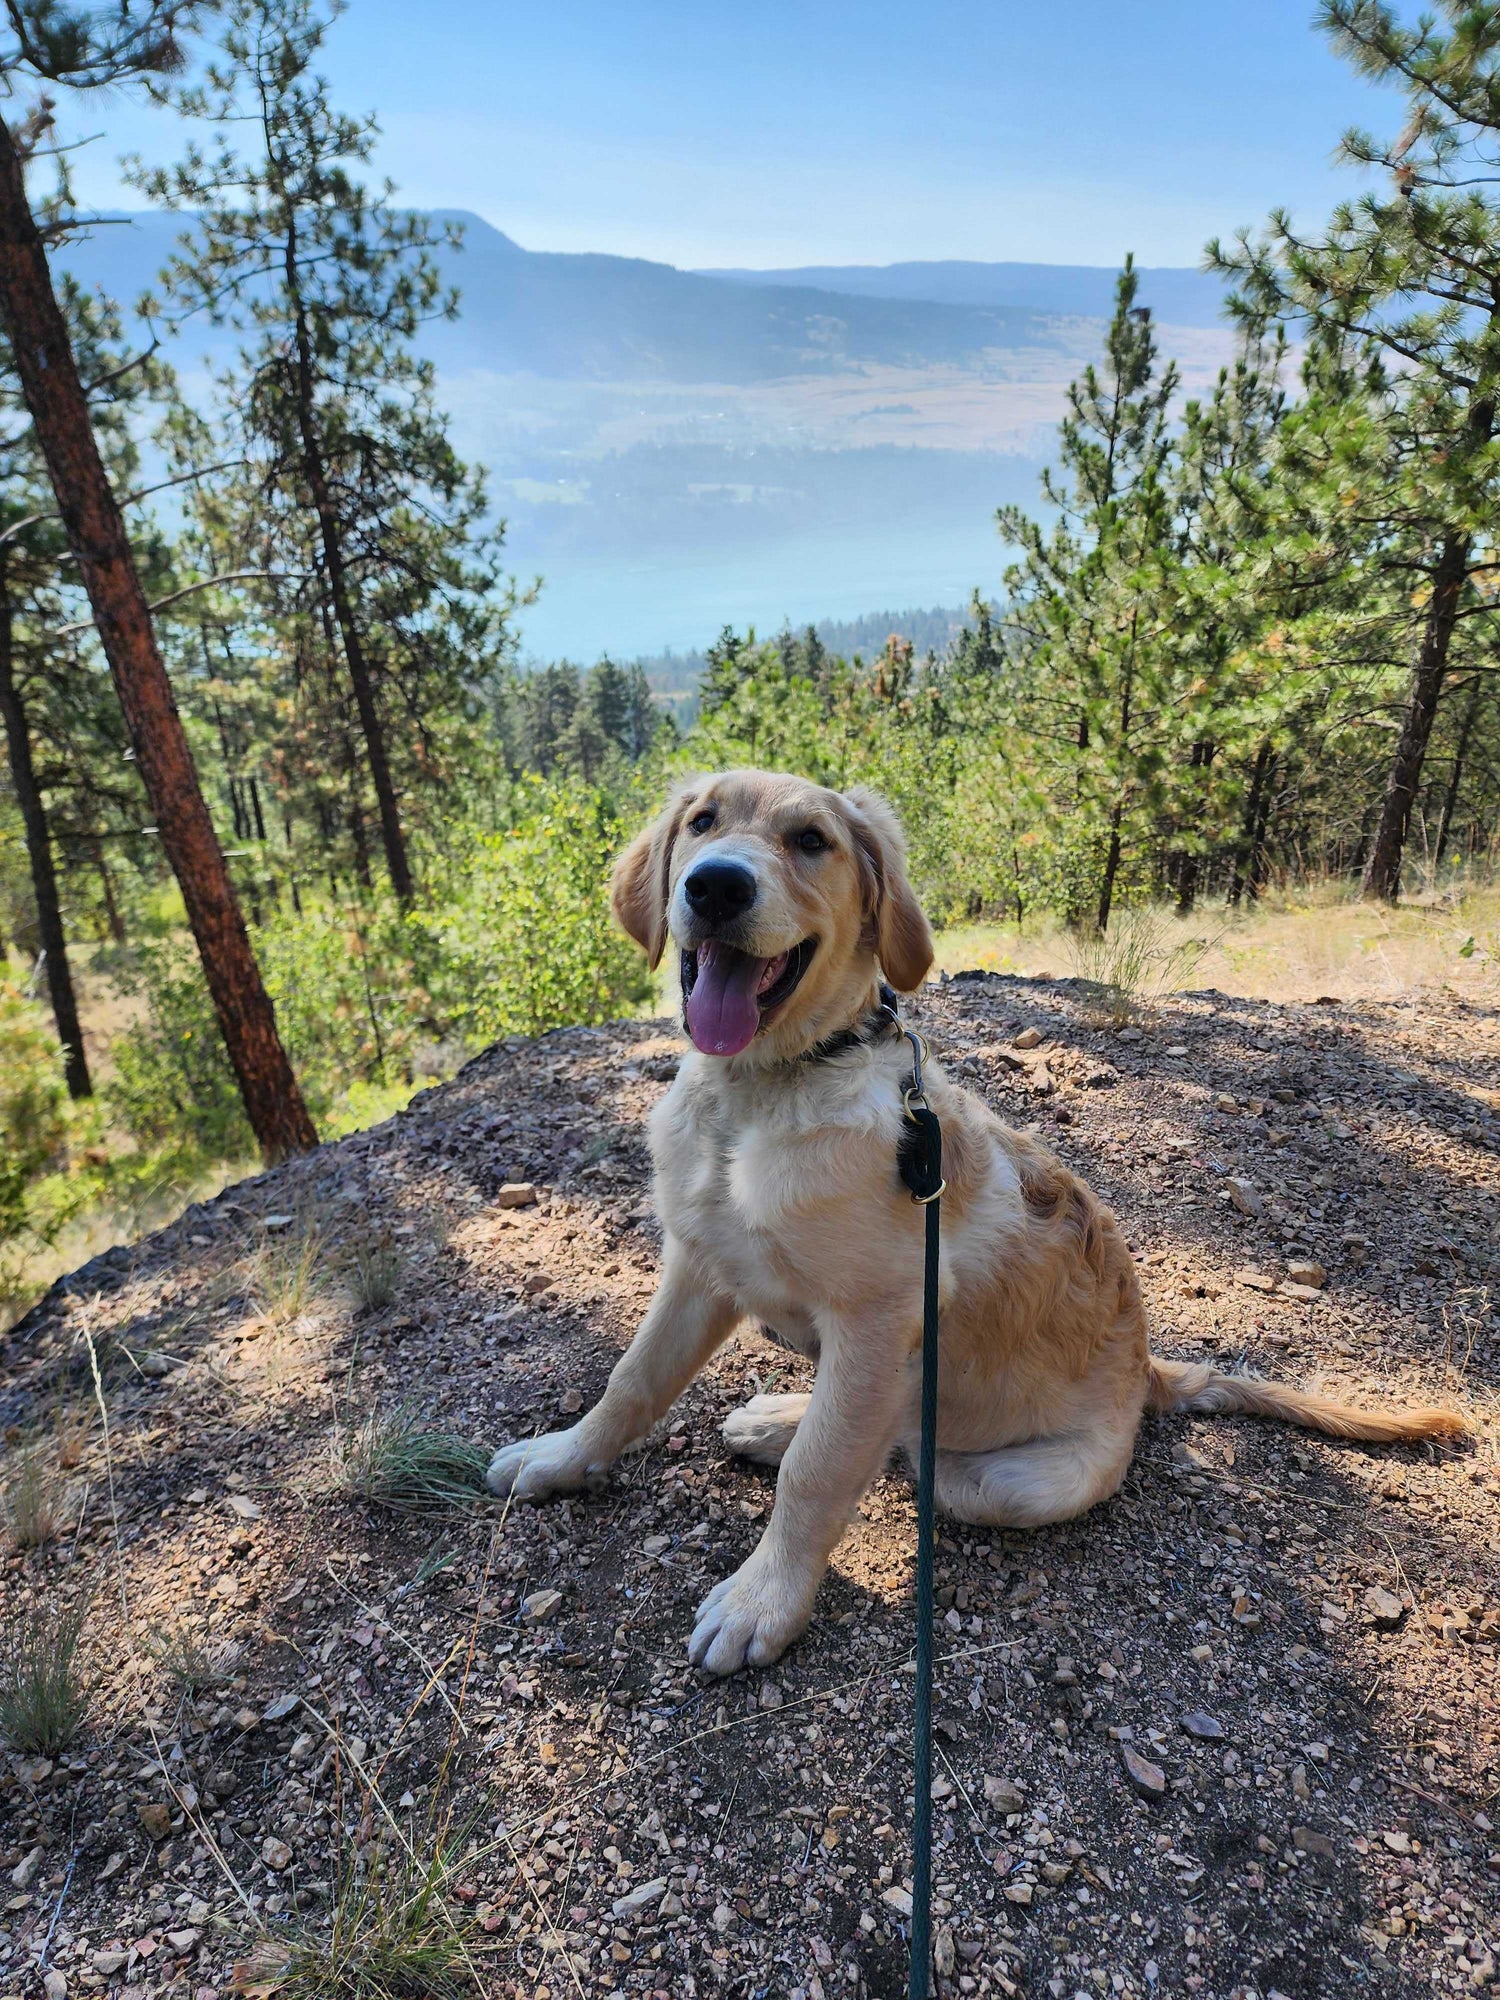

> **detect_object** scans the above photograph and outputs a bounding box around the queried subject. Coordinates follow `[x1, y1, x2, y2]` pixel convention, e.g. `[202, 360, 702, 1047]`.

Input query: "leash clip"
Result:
[900, 1027, 931, 1116]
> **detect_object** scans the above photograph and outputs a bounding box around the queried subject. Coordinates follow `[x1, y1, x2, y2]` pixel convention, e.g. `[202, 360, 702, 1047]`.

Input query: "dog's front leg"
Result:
[689, 1301, 916, 1675]
[487, 1235, 738, 1501]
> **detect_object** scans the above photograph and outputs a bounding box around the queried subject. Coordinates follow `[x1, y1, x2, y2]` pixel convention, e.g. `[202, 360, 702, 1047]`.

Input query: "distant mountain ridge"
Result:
[54, 213, 1225, 386]
[55, 210, 1078, 384]
[697, 258, 1228, 329]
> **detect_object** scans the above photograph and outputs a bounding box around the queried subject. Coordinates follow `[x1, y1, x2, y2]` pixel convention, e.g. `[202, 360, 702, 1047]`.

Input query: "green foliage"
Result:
[409, 781, 653, 1042]
[0, 981, 71, 1245]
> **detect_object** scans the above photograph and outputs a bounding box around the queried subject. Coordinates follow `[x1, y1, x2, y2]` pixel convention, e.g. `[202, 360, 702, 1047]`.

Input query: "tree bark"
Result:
[284, 212, 412, 903]
[0, 551, 91, 1096]
[1361, 535, 1472, 903]
[0, 111, 316, 1159]
[1229, 738, 1273, 908]
[1434, 677, 1483, 866]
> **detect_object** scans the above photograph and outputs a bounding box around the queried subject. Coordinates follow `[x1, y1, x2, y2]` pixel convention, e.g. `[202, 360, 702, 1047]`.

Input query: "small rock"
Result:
[262, 1694, 299, 1723]
[1287, 1259, 1326, 1289]
[1120, 1743, 1167, 1800]
[262, 1214, 296, 1233]
[521, 1588, 564, 1624]
[559, 1388, 583, 1414]
[496, 1183, 538, 1209]
[261, 1836, 292, 1870]
[1235, 1268, 1276, 1292]
[1280, 1282, 1322, 1303]
[1381, 1829, 1412, 1855]
[92, 1951, 128, 1975]
[1226, 1178, 1265, 1217]
[42, 1971, 66, 2000]
[612, 1877, 668, 1919]
[1294, 1826, 1336, 1858]
[227, 1495, 263, 1520]
[1003, 1881, 1034, 1905]
[982, 1776, 1027, 1814]
[138, 1801, 172, 1839]
[1180, 1711, 1225, 1741]
[1172, 1440, 1211, 1472]
[1363, 1585, 1405, 1627]
[882, 1885, 914, 1917]
[1012, 1027, 1044, 1050]
[1215, 1093, 1239, 1113]
[9, 1845, 44, 1888]
[523, 1273, 554, 1295]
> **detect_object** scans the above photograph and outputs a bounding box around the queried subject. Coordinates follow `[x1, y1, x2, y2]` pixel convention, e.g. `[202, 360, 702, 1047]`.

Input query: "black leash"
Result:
[894, 1015, 944, 2000]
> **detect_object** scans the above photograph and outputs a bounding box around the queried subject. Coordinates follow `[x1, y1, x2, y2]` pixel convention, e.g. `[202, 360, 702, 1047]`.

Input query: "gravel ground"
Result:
[1, 972, 1498, 2000]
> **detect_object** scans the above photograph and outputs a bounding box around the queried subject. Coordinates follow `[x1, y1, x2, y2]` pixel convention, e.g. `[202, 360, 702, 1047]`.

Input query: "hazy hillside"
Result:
[697, 257, 1228, 328]
[57, 210, 1073, 383]
[51, 213, 1236, 659]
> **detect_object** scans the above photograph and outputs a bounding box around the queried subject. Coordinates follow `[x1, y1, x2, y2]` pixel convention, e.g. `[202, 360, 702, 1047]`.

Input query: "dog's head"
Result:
[612, 768, 933, 1060]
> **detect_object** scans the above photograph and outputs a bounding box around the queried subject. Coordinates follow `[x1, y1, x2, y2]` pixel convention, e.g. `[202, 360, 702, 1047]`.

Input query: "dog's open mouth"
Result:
[681, 938, 816, 1056]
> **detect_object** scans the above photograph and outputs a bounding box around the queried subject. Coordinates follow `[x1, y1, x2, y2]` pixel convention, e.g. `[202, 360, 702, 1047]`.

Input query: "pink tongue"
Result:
[685, 941, 767, 1056]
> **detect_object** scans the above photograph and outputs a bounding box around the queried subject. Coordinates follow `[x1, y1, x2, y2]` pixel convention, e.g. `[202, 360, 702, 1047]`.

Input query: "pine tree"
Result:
[137, 0, 505, 905]
[0, 1, 318, 1158]
[1212, 0, 1500, 901]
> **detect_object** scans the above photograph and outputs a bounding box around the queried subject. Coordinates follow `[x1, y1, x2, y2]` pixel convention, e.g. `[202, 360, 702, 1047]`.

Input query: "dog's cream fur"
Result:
[487, 769, 1466, 1675]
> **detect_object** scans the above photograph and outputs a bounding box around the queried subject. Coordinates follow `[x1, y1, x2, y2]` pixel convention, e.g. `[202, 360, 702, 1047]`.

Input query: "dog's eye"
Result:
[796, 827, 829, 854]
[687, 810, 716, 835]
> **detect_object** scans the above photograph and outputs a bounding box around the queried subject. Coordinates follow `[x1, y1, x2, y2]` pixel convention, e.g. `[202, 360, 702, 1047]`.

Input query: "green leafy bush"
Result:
[107, 780, 651, 1161]
[409, 779, 652, 1043]
[0, 981, 74, 1250]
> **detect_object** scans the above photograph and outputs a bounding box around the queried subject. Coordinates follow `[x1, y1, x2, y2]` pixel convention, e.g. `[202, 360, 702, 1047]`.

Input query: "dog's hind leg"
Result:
[723, 1392, 811, 1467]
[916, 1423, 1136, 1530]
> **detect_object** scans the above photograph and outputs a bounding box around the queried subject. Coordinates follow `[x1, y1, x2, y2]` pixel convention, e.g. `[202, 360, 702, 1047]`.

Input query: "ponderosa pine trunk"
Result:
[1434, 677, 1483, 866]
[282, 209, 413, 904]
[0, 549, 91, 1096]
[1361, 530, 1470, 903]
[0, 110, 317, 1160]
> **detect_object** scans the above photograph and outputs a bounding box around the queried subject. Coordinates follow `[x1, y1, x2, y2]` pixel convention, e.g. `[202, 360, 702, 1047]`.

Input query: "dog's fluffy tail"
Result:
[1147, 1354, 1467, 1444]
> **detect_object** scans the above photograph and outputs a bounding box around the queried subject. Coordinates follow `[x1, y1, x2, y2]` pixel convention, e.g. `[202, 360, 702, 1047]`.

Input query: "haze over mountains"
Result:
[57, 211, 1233, 658]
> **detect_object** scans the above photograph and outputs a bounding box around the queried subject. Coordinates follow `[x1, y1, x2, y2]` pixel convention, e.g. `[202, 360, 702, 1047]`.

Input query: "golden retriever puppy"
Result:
[486, 769, 1465, 1676]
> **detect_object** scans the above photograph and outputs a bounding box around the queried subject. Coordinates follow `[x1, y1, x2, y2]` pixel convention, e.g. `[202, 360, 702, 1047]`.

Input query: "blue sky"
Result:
[70, 0, 1399, 270]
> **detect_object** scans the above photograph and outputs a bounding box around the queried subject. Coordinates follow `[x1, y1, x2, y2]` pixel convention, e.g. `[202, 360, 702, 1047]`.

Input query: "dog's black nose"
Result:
[683, 858, 757, 925]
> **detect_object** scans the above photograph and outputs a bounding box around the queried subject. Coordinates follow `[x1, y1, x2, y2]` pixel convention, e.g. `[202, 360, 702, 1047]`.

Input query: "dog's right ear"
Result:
[611, 788, 692, 968]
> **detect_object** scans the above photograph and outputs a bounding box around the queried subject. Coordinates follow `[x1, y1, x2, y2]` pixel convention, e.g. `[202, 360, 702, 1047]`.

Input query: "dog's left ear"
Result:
[611, 787, 691, 968]
[843, 786, 934, 993]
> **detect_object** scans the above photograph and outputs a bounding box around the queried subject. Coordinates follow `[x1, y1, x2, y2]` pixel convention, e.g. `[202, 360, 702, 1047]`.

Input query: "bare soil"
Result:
[2, 972, 1498, 2000]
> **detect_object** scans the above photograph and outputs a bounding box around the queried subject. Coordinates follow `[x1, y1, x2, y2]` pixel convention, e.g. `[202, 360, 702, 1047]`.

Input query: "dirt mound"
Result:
[2, 977, 1497, 1999]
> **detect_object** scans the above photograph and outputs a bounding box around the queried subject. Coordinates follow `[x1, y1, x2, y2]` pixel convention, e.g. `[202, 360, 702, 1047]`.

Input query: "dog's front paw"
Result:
[486, 1427, 605, 1501]
[688, 1550, 817, 1675]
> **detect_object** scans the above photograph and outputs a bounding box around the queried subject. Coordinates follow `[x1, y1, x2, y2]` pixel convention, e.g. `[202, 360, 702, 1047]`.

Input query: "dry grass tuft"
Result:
[248, 1223, 331, 1332]
[336, 1406, 490, 1515]
[0, 1597, 90, 1752]
[234, 1829, 481, 1999]
[1, 1448, 68, 1550]
[1067, 906, 1213, 1024]
[345, 1232, 402, 1314]
[143, 1620, 243, 1696]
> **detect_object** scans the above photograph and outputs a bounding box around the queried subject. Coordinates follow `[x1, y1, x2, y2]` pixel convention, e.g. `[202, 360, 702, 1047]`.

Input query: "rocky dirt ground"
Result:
[1, 972, 1498, 2000]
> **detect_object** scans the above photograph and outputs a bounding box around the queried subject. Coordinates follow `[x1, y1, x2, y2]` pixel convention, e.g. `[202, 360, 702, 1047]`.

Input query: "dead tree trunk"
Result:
[0, 111, 316, 1159]
[0, 550, 90, 1096]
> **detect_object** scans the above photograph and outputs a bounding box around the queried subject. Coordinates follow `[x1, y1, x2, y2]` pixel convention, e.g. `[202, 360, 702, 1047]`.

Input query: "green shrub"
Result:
[0, 980, 78, 1253]
[408, 779, 652, 1042]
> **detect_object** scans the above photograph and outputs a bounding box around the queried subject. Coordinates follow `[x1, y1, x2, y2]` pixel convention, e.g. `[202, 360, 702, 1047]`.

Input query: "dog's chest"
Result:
[649, 1069, 905, 1318]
